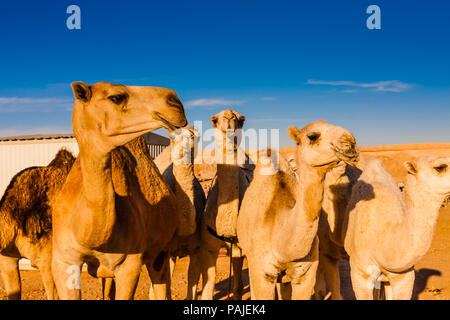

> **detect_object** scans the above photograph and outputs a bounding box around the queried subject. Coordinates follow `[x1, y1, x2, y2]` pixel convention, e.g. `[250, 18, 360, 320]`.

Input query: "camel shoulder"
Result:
[243, 170, 297, 223]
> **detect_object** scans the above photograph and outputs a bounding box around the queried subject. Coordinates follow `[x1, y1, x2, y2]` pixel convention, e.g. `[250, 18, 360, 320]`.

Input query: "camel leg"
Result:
[232, 256, 244, 300]
[278, 283, 292, 300]
[149, 255, 176, 300]
[0, 255, 21, 300]
[386, 270, 415, 300]
[170, 256, 176, 278]
[37, 260, 58, 300]
[350, 267, 374, 300]
[51, 257, 82, 300]
[200, 247, 220, 300]
[314, 261, 328, 300]
[247, 258, 276, 300]
[146, 252, 171, 300]
[290, 261, 319, 300]
[101, 278, 116, 300]
[320, 254, 342, 300]
[186, 252, 202, 300]
[113, 258, 142, 300]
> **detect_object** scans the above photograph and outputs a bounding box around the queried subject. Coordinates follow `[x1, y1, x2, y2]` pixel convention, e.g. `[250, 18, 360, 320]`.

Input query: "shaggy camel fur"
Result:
[51, 82, 187, 300]
[237, 120, 359, 300]
[343, 156, 450, 299]
[187, 109, 253, 300]
[147, 126, 206, 299]
[0, 149, 75, 299]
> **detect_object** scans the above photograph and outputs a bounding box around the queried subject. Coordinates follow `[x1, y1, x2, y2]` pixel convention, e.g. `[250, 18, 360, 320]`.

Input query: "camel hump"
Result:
[48, 148, 76, 171]
[0, 159, 72, 243]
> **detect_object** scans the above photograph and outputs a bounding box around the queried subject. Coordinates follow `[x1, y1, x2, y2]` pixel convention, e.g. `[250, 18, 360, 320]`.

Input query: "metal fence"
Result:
[0, 139, 168, 197]
[148, 144, 167, 159]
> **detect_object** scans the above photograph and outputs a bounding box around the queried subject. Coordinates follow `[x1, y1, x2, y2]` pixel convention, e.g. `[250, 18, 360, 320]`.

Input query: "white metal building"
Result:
[0, 132, 169, 197]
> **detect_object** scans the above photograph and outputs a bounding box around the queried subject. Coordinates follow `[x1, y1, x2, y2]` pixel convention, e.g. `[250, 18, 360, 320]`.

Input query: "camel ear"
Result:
[404, 161, 418, 176]
[211, 115, 219, 128]
[288, 126, 302, 144]
[236, 113, 245, 129]
[71, 82, 92, 103]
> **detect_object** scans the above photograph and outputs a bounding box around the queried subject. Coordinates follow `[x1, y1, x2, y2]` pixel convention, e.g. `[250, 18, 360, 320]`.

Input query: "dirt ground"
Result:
[1, 206, 449, 300]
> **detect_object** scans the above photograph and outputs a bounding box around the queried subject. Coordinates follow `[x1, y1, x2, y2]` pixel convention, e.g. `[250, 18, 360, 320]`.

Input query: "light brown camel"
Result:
[237, 120, 359, 300]
[187, 109, 253, 300]
[0, 149, 75, 299]
[51, 81, 187, 300]
[343, 156, 450, 299]
[147, 125, 206, 299]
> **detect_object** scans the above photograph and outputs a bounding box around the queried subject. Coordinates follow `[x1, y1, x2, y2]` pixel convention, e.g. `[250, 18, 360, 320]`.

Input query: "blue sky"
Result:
[0, 0, 448, 147]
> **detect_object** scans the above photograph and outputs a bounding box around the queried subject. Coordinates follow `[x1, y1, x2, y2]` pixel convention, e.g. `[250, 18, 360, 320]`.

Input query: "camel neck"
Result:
[75, 147, 116, 248]
[401, 181, 443, 268]
[296, 161, 328, 222]
[214, 163, 240, 238]
[275, 161, 327, 261]
[172, 160, 197, 237]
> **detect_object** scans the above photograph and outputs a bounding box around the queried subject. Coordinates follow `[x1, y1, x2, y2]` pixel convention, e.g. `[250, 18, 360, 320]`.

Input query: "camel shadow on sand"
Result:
[212, 268, 250, 300]
[412, 268, 442, 300]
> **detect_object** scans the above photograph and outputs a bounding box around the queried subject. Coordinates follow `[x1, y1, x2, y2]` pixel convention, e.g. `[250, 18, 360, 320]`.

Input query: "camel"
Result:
[147, 125, 206, 299]
[187, 109, 253, 300]
[237, 120, 359, 300]
[0, 149, 75, 299]
[342, 156, 450, 299]
[314, 161, 360, 300]
[51, 81, 187, 300]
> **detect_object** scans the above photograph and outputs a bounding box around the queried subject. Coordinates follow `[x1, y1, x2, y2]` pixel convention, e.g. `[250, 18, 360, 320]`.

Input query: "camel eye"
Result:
[108, 94, 127, 105]
[434, 164, 448, 173]
[307, 132, 321, 143]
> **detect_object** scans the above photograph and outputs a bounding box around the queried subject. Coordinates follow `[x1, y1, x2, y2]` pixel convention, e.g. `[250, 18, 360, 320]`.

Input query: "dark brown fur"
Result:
[0, 149, 76, 245]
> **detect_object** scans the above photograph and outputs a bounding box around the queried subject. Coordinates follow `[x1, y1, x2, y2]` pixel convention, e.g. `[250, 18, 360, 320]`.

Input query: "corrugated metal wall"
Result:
[0, 139, 79, 196]
[0, 139, 168, 197]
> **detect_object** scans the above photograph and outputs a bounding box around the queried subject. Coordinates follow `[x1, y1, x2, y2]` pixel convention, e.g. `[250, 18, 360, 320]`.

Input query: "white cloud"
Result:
[0, 97, 73, 112]
[185, 98, 245, 108]
[307, 79, 413, 93]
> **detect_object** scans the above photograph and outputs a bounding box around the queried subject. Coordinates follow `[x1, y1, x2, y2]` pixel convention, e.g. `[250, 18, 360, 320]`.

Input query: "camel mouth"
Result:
[154, 113, 188, 132]
[312, 160, 339, 168]
[331, 142, 359, 166]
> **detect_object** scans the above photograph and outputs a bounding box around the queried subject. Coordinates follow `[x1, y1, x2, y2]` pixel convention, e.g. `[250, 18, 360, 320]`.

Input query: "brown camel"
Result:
[237, 120, 359, 300]
[187, 109, 253, 300]
[0, 149, 75, 299]
[51, 81, 187, 300]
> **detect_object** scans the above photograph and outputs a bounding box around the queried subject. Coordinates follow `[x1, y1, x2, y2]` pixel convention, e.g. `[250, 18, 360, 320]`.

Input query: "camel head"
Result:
[211, 109, 245, 155]
[404, 156, 450, 199]
[168, 125, 200, 165]
[71, 81, 187, 153]
[288, 120, 359, 170]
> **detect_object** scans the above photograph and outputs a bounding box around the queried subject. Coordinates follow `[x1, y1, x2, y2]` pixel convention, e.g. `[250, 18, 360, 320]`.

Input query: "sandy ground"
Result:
[1, 206, 449, 300]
